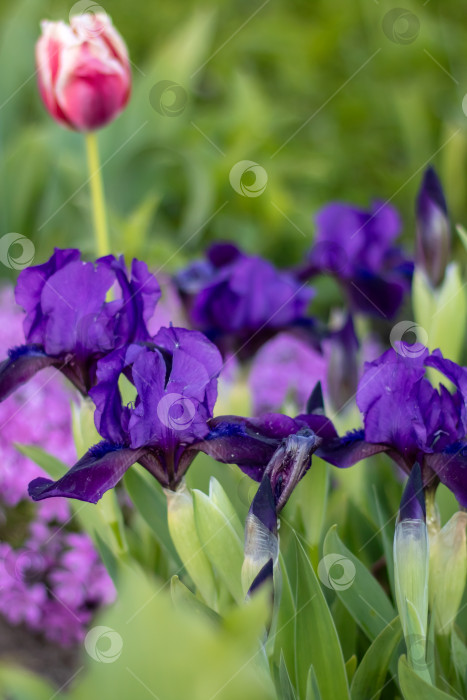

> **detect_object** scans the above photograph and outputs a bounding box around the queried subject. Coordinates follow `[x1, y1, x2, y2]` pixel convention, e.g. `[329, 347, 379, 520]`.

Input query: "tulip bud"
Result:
[429, 511, 467, 635]
[35, 13, 131, 131]
[242, 430, 321, 594]
[416, 166, 450, 288]
[394, 464, 430, 680]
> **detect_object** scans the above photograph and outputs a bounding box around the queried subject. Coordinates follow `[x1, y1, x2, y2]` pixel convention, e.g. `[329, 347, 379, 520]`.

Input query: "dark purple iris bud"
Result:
[298, 201, 413, 319]
[318, 345, 467, 507]
[399, 462, 426, 523]
[174, 242, 314, 359]
[416, 166, 450, 288]
[0, 249, 161, 399]
[326, 314, 359, 413]
[28, 326, 223, 503]
[242, 429, 322, 594]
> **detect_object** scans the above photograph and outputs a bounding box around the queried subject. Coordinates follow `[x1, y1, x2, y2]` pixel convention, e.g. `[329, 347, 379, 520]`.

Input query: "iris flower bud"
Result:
[394, 464, 430, 680]
[416, 166, 450, 288]
[429, 511, 467, 635]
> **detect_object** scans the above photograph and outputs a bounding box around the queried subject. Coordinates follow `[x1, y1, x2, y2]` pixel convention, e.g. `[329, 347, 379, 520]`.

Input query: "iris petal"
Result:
[0, 345, 57, 401]
[28, 442, 144, 503]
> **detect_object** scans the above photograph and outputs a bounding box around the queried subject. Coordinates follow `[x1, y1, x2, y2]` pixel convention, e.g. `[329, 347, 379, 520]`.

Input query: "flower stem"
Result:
[85, 132, 110, 257]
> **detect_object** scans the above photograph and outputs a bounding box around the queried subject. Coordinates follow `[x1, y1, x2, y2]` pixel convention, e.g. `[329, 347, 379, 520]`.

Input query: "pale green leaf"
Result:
[323, 525, 395, 641]
[193, 485, 244, 603]
[293, 534, 350, 700]
[350, 617, 402, 700]
[398, 656, 455, 699]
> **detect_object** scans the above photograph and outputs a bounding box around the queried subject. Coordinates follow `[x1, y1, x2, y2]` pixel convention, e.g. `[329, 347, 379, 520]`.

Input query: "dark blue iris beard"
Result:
[8, 344, 46, 361]
[89, 441, 126, 459]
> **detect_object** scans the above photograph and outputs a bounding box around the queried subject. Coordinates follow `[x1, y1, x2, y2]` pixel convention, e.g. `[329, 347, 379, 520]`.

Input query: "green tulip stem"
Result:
[85, 131, 110, 257]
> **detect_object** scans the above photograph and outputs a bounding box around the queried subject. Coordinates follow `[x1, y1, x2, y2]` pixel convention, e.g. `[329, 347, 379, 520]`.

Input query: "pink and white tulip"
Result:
[35, 13, 131, 131]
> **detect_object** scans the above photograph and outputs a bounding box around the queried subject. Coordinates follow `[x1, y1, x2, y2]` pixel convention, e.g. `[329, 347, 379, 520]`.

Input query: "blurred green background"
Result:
[0, 0, 466, 279]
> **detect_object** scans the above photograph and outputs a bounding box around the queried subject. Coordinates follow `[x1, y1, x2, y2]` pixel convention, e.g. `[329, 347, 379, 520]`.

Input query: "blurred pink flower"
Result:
[0, 287, 115, 645]
[36, 13, 131, 131]
[0, 287, 75, 511]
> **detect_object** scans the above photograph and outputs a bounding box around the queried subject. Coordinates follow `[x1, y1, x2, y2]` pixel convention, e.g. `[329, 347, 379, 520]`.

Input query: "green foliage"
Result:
[285, 532, 350, 700]
[398, 656, 455, 700]
[3, 0, 467, 697]
[1, 0, 467, 285]
[350, 617, 402, 700]
[323, 525, 395, 641]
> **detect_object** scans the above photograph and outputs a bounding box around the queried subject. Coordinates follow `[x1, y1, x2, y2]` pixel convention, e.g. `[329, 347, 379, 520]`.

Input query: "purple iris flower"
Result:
[28, 326, 222, 502]
[174, 242, 314, 358]
[196, 385, 336, 483]
[0, 249, 160, 398]
[195, 387, 332, 594]
[299, 201, 413, 318]
[319, 346, 467, 506]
